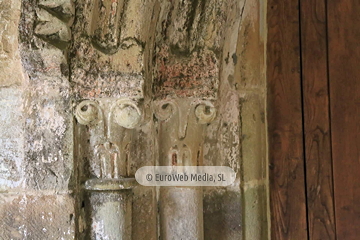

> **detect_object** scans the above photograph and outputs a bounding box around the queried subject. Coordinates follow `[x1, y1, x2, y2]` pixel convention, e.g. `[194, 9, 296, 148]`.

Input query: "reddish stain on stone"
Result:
[154, 46, 219, 99]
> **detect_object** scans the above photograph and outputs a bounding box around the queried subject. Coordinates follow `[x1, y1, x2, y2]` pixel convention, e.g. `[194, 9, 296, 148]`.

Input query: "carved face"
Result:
[75, 98, 142, 178]
[154, 98, 216, 166]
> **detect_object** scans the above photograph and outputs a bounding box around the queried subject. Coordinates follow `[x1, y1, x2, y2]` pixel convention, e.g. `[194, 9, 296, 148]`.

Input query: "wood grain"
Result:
[267, 0, 308, 239]
[328, 0, 360, 239]
[300, 0, 336, 239]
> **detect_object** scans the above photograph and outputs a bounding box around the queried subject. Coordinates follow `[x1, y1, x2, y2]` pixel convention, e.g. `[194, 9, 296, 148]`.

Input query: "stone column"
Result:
[152, 1, 228, 238]
[154, 99, 216, 239]
[74, 98, 141, 239]
[70, 0, 157, 239]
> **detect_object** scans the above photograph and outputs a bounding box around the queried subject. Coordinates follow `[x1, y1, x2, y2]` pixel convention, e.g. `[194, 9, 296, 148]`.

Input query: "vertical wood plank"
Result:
[300, 0, 336, 239]
[328, 0, 360, 239]
[267, 0, 308, 239]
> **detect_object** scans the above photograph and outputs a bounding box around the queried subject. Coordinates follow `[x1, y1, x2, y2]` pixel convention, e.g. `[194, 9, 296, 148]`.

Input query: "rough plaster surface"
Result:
[0, 0, 268, 239]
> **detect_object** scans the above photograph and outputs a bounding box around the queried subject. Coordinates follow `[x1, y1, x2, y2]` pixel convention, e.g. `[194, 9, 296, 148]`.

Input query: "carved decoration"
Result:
[70, 0, 152, 99]
[75, 100, 101, 125]
[75, 98, 141, 239]
[69, 1, 157, 238]
[154, 98, 216, 240]
[91, 0, 129, 54]
[153, 0, 227, 99]
[94, 142, 121, 179]
[154, 98, 216, 166]
[75, 98, 141, 180]
[34, 0, 74, 49]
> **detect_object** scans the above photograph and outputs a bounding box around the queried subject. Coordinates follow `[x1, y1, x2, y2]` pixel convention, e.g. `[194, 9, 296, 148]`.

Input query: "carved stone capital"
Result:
[154, 98, 216, 127]
[154, 98, 216, 166]
[75, 98, 142, 180]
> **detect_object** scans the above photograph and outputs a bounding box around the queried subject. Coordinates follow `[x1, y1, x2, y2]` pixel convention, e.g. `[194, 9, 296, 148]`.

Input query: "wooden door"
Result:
[268, 0, 360, 239]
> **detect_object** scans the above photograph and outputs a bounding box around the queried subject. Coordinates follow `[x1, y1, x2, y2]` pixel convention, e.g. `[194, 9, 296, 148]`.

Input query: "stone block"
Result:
[24, 85, 74, 191]
[204, 188, 242, 240]
[0, 87, 24, 191]
[0, 193, 75, 239]
[132, 186, 157, 240]
[0, 0, 24, 87]
[242, 184, 268, 240]
[233, 0, 265, 90]
[240, 92, 266, 182]
[204, 91, 241, 172]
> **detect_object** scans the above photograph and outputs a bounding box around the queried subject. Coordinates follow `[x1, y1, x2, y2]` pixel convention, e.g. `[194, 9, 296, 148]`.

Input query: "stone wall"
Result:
[0, 0, 268, 239]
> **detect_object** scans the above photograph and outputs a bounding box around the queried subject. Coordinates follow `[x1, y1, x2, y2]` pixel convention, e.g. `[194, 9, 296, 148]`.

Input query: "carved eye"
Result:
[75, 100, 100, 125]
[113, 100, 141, 129]
[154, 101, 176, 121]
[195, 102, 216, 124]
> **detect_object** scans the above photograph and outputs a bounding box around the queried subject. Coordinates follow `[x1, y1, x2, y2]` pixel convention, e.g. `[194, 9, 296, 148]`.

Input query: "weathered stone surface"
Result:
[126, 116, 156, 176]
[0, 0, 268, 239]
[0, 0, 24, 87]
[34, 8, 72, 48]
[203, 91, 241, 172]
[152, 0, 230, 99]
[70, 1, 159, 238]
[86, 191, 132, 240]
[22, 76, 73, 190]
[242, 184, 268, 240]
[0, 0, 26, 192]
[153, 46, 219, 99]
[155, 98, 216, 167]
[19, 0, 74, 191]
[73, 97, 157, 239]
[203, 188, 242, 240]
[234, 1, 269, 239]
[234, 0, 266, 90]
[240, 92, 266, 182]
[160, 187, 204, 240]
[74, 98, 143, 180]
[0, 193, 75, 239]
[129, 123, 157, 240]
[0, 87, 24, 191]
[70, 0, 156, 99]
[132, 186, 157, 240]
[199, 1, 249, 239]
